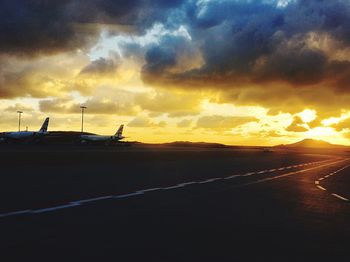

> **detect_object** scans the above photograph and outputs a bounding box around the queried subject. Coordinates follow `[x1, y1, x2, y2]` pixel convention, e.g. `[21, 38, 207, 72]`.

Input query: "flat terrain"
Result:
[0, 144, 350, 261]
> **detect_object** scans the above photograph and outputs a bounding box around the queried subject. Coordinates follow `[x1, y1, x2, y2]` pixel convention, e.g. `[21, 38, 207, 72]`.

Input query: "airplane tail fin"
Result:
[115, 124, 124, 138]
[38, 117, 49, 133]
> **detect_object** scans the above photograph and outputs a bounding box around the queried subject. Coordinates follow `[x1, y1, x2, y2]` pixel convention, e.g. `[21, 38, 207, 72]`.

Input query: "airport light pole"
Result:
[17, 111, 23, 132]
[80, 105, 87, 134]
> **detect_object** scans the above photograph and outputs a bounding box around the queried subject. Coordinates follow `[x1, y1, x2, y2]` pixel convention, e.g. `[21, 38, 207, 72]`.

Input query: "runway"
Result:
[0, 145, 349, 261]
[0, 157, 346, 218]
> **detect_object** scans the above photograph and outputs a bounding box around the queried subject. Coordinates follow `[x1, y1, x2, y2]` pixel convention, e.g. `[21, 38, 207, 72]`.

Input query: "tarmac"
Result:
[0, 144, 349, 261]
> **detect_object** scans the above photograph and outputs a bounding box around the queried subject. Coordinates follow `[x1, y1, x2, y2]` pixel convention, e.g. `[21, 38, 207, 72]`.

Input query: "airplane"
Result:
[0, 117, 50, 143]
[80, 124, 125, 145]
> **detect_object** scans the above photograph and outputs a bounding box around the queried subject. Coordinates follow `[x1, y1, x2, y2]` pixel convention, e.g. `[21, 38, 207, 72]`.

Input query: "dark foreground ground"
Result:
[0, 144, 350, 261]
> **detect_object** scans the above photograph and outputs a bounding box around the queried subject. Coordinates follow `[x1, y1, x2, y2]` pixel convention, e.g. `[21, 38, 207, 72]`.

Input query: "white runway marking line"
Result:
[198, 178, 222, 184]
[32, 203, 80, 214]
[332, 194, 349, 202]
[162, 184, 185, 190]
[179, 182, 198, 186]
[317, 185, 327, 191]
[242, 172, 255, 177]
[0, 210, 31, 218]
[115, 192, 144, 199]
[223, 160, 335, 181]
[139, 187, 162, 193]
[233, 159, 348, 189]
[314, 163, 350, 202]
[224, 158, 336, 181]
[224, 175, 240, 180]
[73, 195, 113, 204]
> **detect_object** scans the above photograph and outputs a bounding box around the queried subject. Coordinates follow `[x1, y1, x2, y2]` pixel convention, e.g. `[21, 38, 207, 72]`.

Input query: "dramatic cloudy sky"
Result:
[1, 0, 350, 145]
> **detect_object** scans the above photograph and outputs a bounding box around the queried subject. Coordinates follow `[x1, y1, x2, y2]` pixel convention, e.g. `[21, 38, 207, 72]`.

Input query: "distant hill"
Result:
[162, 141, 231, 148]
[275, 139, 347, 149]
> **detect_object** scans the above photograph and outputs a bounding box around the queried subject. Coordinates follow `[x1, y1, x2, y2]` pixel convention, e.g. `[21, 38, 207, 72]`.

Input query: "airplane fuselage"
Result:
[80, 135, 124, 142]
[0, 117, 49, 143]
[80, 124, 125, 144]
[0, 131, 48, 143]
[3, 131, 37, 139]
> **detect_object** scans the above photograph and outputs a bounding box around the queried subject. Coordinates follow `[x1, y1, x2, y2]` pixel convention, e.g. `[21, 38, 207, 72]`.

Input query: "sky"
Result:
[1, 0, 350, 145]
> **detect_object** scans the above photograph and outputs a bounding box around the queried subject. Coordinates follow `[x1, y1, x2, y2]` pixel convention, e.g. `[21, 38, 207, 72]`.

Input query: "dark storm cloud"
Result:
[0, 0, 186, 56]
[141, 0, 350, 92]
[2, 0, 350, 81]
[285, 0, 350, 44]
[2, 0, 350, 115]
[141, 32, 202, 79]
[143, 45, 177, 75]
[0, 0, 87, 56]
[0, 0, 187, 98]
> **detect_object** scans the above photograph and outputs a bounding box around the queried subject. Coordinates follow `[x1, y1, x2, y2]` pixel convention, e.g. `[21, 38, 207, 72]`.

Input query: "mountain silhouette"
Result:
[276, 139, 347, 149]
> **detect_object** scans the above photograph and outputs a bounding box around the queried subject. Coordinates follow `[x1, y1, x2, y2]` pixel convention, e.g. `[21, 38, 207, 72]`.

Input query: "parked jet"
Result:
[80, 124, 125, 145]
[0, 117, 50, 143]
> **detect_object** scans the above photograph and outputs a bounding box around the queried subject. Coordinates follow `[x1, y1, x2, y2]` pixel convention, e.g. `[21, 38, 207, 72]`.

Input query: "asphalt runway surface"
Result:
[0, 145, 350, 261]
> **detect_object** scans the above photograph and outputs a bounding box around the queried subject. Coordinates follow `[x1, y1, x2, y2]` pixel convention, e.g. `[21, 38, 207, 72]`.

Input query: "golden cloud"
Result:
[128, 116, 166, 128]
[285, 116, 309, 133]
[195, 115, 258, 131]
